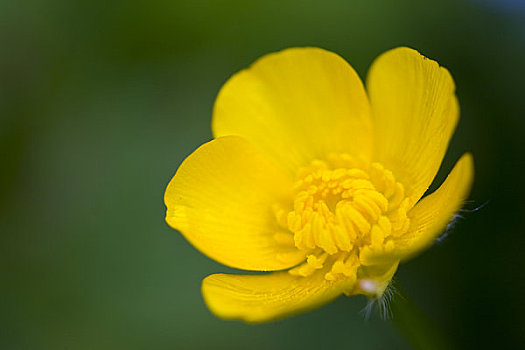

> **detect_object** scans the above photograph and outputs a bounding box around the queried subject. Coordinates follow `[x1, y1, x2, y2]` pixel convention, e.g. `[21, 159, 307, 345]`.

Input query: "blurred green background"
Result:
[1, 0, 524, 349]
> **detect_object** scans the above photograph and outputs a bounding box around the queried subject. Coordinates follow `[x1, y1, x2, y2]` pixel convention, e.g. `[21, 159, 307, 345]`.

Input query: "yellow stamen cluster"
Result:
[275, 154, 410, 282]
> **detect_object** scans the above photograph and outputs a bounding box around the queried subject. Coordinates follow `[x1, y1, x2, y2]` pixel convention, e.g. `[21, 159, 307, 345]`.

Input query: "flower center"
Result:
[275, 154, 411, 282]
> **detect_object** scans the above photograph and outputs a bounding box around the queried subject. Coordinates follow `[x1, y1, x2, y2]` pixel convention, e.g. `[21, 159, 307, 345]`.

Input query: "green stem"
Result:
[390, 284, 455, 350]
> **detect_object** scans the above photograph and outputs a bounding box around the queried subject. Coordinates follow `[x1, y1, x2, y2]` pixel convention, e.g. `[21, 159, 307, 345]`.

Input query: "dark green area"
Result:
[1, 0, 524, 349]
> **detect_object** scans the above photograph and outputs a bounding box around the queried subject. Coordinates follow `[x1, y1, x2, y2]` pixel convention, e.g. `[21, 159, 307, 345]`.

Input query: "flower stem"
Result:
[390, 284, 455, 350]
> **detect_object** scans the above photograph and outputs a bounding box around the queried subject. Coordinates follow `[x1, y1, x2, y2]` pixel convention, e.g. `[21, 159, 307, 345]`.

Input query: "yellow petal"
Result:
[367, 47, 459, 207]
[202, 270, 353, 323]
[360, 153, 474, 265]
[164, 136, 305, 271]
[396, 153, 474, 259]
[213, 47, 373, 176]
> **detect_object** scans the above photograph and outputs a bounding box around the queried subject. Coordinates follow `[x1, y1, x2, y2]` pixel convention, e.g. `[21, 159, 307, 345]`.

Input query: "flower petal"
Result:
[213, 47, 373, 176]
[202, 270, 353, 323]
[164, 136, 305, 271]
[367, 47, 459, 207]
[360, 153, 474, 265]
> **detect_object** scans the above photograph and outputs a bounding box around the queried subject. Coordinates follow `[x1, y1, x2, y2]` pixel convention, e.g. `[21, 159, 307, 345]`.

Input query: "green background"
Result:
[1, 0, 524, 349]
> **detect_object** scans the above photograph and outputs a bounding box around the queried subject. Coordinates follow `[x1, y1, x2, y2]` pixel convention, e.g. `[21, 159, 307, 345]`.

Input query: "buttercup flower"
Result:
[164, 47, 474, 323]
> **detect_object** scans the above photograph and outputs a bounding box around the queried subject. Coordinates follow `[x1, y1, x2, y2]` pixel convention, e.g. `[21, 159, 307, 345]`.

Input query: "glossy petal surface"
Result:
[165, 136, 305, 271]
[213, 47, 372, 175]
[367, 47, 459, 207]
[202, 269, 353, 323]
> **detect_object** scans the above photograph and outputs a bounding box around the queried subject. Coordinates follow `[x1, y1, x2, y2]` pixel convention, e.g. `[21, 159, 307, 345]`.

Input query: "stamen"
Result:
[276, 154, 411, 282]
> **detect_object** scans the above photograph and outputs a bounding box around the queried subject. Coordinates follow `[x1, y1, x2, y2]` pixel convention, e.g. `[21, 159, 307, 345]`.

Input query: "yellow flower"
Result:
[164, 47, 474, 323]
